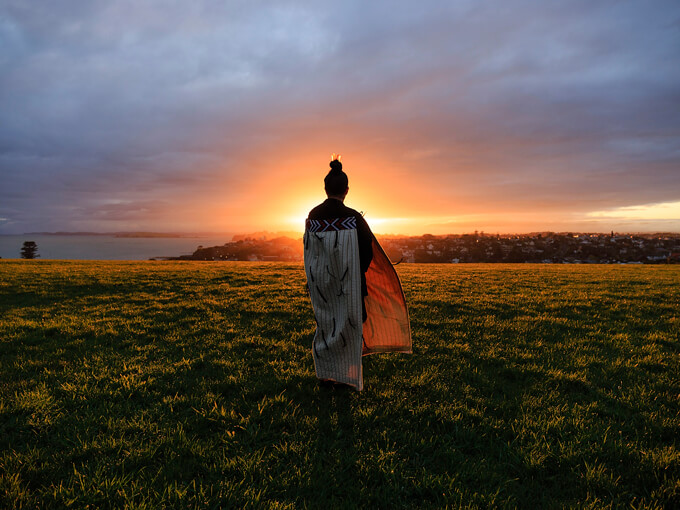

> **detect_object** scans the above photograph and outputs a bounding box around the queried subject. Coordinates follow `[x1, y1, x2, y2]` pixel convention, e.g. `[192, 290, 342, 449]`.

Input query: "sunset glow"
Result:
[587, 201, 680, 221]
[1, 1, 678, 236]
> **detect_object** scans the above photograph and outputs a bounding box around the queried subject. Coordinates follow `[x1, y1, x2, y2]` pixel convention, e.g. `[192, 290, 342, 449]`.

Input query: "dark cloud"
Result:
[1, 0, 679, 233]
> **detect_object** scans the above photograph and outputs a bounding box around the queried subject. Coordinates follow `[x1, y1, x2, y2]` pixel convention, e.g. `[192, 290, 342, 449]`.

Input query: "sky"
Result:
[1, 0, 679, 236]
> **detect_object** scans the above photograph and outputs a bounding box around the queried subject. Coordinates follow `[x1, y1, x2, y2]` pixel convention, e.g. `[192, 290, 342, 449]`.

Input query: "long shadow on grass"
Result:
[420, 341, 665, 506]
[304, 388, 359, 506]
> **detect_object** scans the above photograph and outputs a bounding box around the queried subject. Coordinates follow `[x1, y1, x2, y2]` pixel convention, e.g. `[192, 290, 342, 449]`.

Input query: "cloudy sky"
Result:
[1, 0, 679, 235]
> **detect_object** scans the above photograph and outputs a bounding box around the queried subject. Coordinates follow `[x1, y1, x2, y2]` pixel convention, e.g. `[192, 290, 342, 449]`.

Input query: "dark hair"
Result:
[324, 159, 348, 195]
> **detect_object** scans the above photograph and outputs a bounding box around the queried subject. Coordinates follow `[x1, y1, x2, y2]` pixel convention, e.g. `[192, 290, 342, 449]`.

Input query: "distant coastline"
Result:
[2, 231, 679, 262]
[21, 231, 208, 238]
[0, 233, 233, 260]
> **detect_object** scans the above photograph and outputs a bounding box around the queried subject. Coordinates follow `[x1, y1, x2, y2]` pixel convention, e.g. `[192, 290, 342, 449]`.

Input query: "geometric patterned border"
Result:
[306, 217, 357, 232]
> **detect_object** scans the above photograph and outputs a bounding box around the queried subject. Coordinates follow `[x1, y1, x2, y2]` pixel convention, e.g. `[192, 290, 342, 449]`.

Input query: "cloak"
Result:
[304, 217, 411, 390]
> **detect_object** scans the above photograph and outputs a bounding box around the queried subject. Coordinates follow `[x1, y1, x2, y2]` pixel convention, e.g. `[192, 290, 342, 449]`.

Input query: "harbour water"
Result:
[0, 235, 233, 260]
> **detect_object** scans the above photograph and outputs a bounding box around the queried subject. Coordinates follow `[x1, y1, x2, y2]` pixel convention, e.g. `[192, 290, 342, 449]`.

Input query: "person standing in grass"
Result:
[303, 154, 412, 391]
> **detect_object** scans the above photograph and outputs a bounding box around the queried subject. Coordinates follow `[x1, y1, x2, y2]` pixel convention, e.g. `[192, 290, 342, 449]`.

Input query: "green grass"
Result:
[1, 260, 678, 509]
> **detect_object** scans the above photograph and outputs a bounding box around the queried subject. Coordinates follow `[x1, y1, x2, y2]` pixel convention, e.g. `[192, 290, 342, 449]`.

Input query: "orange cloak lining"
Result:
[362, 235, 412, 355]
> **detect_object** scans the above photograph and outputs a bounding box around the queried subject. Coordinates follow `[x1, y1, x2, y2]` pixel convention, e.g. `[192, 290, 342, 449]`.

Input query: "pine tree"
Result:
[21, 241, 39, 259]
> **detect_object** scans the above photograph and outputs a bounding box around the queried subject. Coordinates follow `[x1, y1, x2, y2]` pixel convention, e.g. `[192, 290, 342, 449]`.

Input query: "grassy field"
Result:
[1, 260, 678, 509]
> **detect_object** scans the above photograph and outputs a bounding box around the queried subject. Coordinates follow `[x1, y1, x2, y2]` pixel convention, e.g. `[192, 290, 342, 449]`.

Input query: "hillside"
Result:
[172, 232, 680, 264]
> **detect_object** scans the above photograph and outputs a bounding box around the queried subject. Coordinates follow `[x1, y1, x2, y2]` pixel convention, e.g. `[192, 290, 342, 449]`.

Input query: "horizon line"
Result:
[3, 229, 680, 238]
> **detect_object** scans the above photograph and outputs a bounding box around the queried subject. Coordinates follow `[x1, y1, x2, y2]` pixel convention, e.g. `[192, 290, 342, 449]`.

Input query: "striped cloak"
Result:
[304, 217, 411, 390]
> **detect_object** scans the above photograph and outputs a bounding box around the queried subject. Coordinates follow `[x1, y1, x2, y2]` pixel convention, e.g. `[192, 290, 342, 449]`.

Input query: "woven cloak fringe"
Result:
[304, 228, 363, 389]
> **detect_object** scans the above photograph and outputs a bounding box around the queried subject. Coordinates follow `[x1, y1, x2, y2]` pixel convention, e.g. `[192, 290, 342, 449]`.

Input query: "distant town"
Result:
[169, 232, 680, 264]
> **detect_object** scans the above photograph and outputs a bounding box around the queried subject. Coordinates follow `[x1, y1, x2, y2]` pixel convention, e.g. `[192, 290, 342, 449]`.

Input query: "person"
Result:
[303, 155, 412, 391]
[307, 156, 373, 322]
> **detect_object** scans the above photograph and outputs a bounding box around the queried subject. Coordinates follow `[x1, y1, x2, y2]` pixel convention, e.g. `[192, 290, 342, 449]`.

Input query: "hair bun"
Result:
[329, 159, 342, 172]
